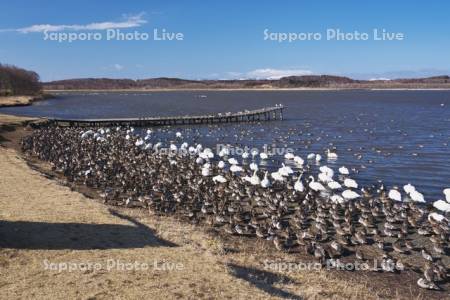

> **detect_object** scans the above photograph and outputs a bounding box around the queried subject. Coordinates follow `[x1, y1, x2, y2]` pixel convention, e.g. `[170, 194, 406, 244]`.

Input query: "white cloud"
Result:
[113, 64, 124, 71]
[230, 68, 313, 80]
[3, 13, 147, 33]
[369, 77, 391, 81]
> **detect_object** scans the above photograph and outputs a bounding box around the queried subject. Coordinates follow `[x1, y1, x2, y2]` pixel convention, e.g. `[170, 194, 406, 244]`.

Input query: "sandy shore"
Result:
[0, 113, 446, 299]
[0, 96, 38, 107]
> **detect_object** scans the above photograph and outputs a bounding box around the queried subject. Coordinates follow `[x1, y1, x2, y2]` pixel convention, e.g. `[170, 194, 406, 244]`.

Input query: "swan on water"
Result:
[326, 149, 338, 160]
[403, 183, 415, 194]
[388, 189, 402, 202]
[338, 166, 349, 175]
[433, 199, 450, 212]
[344, 178, 358, 189]
[315, 154, 322, 162]
[217, 161, 226, 169]
[409, 190, 425, 203]
[328, 181, 342, 190]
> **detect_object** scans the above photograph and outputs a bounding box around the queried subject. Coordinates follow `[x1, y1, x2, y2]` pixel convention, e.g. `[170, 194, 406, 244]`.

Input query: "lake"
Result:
[1, 90, 449, 201]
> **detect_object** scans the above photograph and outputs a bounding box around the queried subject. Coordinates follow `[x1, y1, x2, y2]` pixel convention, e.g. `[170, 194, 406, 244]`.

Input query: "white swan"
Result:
[261, 171, 271, 188]
[444, 188, 450, 202]
[212, 175, 227, 183]
[328, 181, 342, 190]
[388, 189, 402, 202]
[315, 154, 322, 162]
[217, 161, 226, 169]
[271, 171, 285, 182]
[344, 178, 358, 189]
[342, 189, 360, 200]
[331, 194, 345, 204]
[308, 176, 326, 192]
[433, 199, 450, 212]
[338, 166, 349, 175]
[319, 166, 334, 178]
[249, 162, 259, 171]
[230, 165, 243, 173]
[249, 170, 261, 186]
[403, 183, 415, 194]
[409, 190, 425, 203]
[294, 156, 304, 165]
[294, 175, 304, 192]
[318, 172, 332, 183]
[278, 163, 294, 177]
[326, 149, 338, 160]
[307, 153, 316, 160]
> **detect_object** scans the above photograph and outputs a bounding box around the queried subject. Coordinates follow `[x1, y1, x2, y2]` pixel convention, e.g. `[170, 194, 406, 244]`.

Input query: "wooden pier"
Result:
[49, 105, 284, 127]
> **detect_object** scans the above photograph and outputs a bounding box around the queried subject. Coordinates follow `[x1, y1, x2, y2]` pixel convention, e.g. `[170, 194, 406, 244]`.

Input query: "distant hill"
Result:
[43, 75, 450, 90]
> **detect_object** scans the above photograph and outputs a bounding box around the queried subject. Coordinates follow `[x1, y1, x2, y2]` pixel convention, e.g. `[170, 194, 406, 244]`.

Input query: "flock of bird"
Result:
[21, 125, 449, 291]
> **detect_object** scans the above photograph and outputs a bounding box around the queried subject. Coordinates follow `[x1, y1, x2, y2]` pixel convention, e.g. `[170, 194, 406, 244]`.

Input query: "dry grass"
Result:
[0, 96, 36, 107]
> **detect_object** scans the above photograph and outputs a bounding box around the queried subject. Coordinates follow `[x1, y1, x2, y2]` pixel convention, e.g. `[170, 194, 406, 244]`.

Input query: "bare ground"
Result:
[0, 113, 447, 299]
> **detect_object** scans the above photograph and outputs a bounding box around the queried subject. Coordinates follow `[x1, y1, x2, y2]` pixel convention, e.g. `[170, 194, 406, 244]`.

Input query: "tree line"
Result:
[0, 64, 41, 96]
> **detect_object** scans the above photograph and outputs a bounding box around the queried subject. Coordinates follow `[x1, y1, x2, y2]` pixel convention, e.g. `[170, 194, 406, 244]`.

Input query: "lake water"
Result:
[1, 90, 449, 201]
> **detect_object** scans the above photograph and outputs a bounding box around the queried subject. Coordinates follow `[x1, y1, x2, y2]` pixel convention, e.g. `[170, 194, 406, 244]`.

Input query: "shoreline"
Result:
[0, 94, 54, 108]
[45, 87, 450, 93]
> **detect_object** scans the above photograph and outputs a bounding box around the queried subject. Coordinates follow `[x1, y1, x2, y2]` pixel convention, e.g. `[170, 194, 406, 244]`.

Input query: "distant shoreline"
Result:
[44, 87, 450, 93]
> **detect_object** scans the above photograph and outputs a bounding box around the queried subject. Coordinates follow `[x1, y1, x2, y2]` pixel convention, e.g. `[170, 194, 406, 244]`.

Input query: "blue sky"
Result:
[0, 0, 449, 81]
